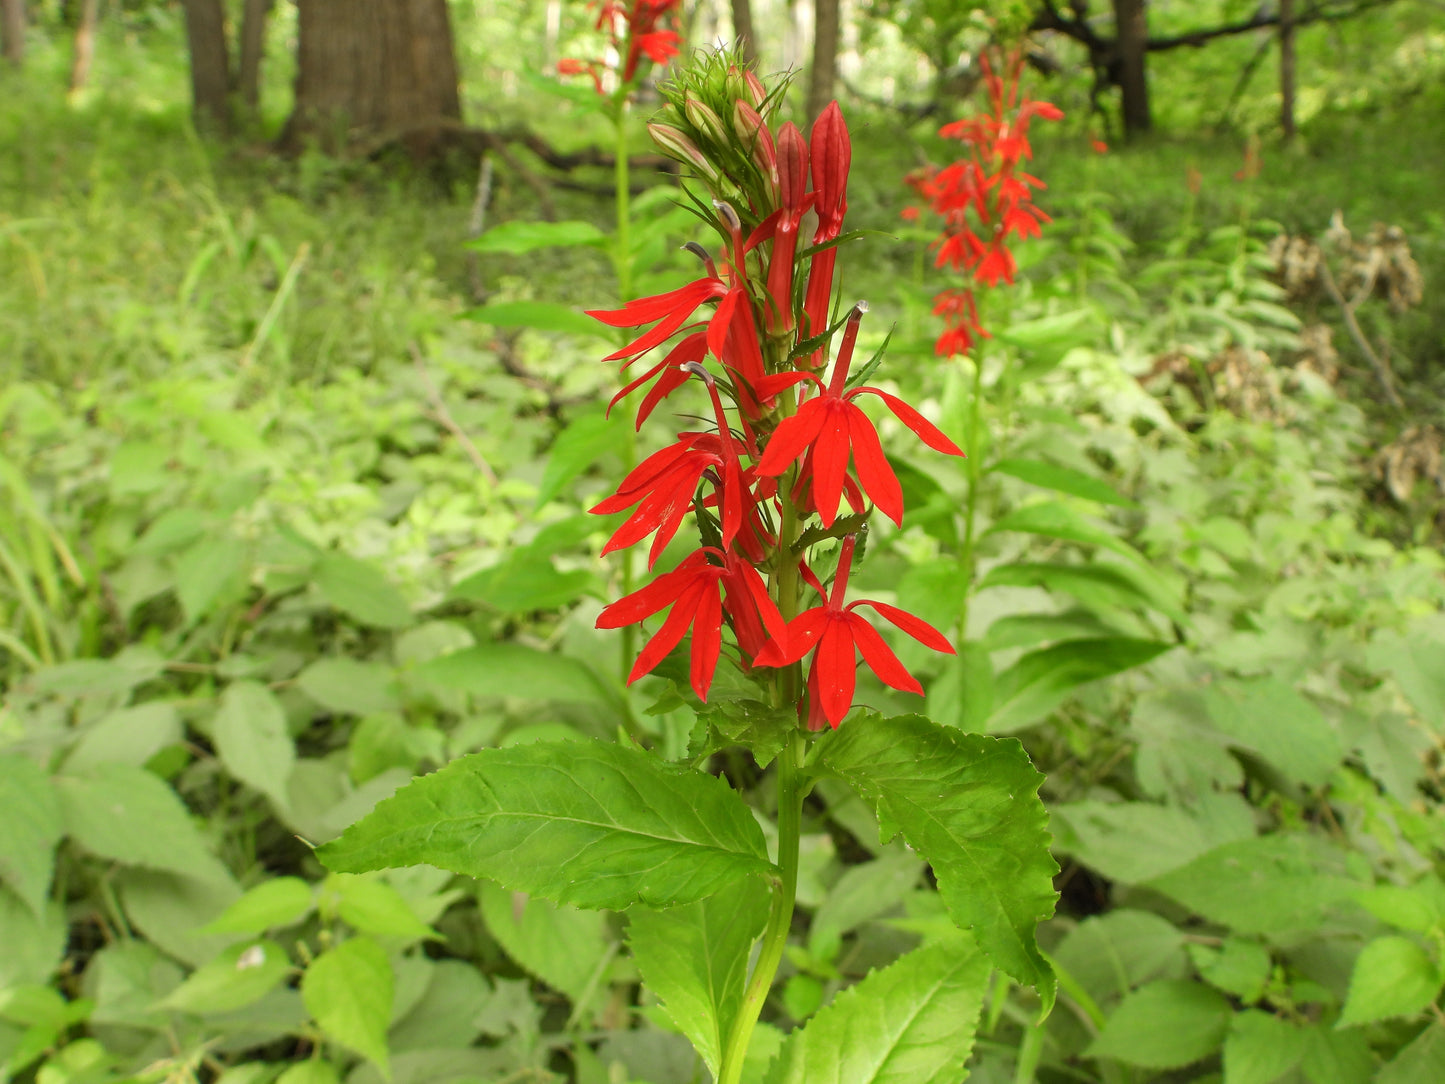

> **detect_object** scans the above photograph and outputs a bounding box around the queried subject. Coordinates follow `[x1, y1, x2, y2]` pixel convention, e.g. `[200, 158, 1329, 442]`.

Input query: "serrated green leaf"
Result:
[314, 553, 411, 630]
[1357, 878, 1445, 934]
[807, 850, 924, 959]
[1377, 1022, 1445, 1084]
[991, 458, 1135, 507]
[477, 882, 610, 1003]
[1191, 938, 1272, 1003]
[816, 714, 1057, 1005]
[158, 939, 291, 1015]
[689, 698, 795, 768]
[1339, 936, 1441, 1027]
[990, 638, 1173, 733]
[629, 876, 770, 1078]
[55, 764, 233, 886]
[1052, 910, 1186, 1003]
[389, 960, 490, 1052]
[764, 935, 990, 1084]
[0, 888, 65, 988]
[448, 556, 595, 612]
[296, 658, 400, 716]
[464, 301, 603, 338]
[983, 611, 1117, 652]
[302, 938, 392, 1076]
[65, 702, 182, 771]
[1147, 833, 1368, 936]
[1224, 1010, 1306, 1084]
[1087, 979, 1231, 1069]
[213, 682, 295, 810]
[175, 534, 249, 624]
[979, 561, 1164, 617]
[1053, 793, 1255, 884]
[413, 643, 609, 705]
[319, 740, 773, 911]
[465, 220, 606, 255]
[202, 877, 314, 935]
[1300, 1024, 1374, 1084]
[1204, 679, 1345, 789]
[0, 755, 61, 917]
[535, 409, 628, 508]
[325, 874, 436, 942]
[988, 501, 1140, 561]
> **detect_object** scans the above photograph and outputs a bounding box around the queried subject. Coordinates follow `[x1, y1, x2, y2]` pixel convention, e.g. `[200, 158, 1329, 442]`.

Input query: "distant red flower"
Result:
[597, 546, 785, 701]
[754, 537, 954, 728]
[756, 305, 964, 527]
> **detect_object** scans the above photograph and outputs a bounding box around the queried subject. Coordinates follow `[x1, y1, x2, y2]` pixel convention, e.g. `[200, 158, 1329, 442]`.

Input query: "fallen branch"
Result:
[1317, 260, 1404, 411]
[410, 342, 499, 485]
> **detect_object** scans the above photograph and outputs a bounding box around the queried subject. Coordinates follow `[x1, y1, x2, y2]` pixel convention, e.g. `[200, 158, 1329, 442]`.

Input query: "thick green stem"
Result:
[718, 732, 804, 1084]
[612, 94, 638, 679]
[956, 355, 986, 647]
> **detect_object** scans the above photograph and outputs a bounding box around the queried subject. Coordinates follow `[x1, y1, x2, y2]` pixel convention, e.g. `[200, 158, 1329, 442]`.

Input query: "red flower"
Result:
[801, 101, 851, 364]
[754, 537, 954, 728]
[756, 305, 964, 527]
[596, 547, 786, 701]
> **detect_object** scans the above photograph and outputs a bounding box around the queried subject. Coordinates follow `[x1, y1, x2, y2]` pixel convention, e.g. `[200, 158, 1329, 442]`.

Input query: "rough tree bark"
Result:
[730, 0, 757, 65]
[68, 0, 97, 93]
[807, 0, 839, 121]
[237, 0, 273, 114]
[283, 0, 461, 156]
[1280, 0, 1297, 143]
[2, 0, 23, 67]
[1112, 0, 1152, 138]
[182, 0, 232, 133]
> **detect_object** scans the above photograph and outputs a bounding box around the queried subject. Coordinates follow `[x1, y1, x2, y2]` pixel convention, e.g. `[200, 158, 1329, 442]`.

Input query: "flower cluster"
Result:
[903, 50, 1062, 357]
[559, 0, 682, 91]
[587, 55, 961, 729]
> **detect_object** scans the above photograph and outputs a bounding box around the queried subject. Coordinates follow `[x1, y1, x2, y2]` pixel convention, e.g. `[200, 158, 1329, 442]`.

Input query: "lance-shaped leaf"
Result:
[815, 713, 1057, 1008]
[319, 740, 774, 911]
[763, 935, 990, 1084]
[628, 875, 770, 1079]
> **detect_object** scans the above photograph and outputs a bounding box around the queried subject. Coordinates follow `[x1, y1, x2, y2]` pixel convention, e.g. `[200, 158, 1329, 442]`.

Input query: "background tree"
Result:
[282, 0, 461, 155]
[67, 0, 97, 93]
[807, 0, 839, 118]
[1, 0, 23, 67]
[237, 0, 273, 115]
[730, 0, 756, 64]
[182, 0, 232, 133]
[1111, 0, 1151, 136]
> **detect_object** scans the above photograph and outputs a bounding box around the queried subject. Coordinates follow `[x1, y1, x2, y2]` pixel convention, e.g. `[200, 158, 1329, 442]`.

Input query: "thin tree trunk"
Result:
[284, 0, 461, 156]
[1280, 0, 1297, 143]
[237, 0, 272, 115]
[1112, 0, 1152, 138]
[2, 0, 24, 67]
[730, 0, 756, 65]
[183, 0, 231, 132]
[807, 0, 839, 120]
[68, 0, 98, 93]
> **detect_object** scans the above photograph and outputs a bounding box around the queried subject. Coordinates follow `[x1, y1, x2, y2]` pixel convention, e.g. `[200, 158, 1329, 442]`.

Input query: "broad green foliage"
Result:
[816, 713, 1058, 1007]
[319, 740, 775, 910]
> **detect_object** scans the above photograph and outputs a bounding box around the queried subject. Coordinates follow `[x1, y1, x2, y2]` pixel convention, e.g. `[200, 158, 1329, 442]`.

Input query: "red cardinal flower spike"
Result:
[754, 536, 955, 728]
[756, 303, 964, 527]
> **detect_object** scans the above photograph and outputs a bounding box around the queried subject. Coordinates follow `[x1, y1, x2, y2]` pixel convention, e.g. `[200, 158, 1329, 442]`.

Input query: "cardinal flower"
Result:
[756, 304, 964, 527]
[596, 547, 786, 700]
[754, 536, 954, 728]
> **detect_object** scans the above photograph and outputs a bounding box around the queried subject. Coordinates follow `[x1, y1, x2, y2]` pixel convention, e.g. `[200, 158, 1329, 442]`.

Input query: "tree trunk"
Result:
[730, 0, 756, 66]
[283, 0, 461, 156]
[237, 0, 272, 115]
[2, 0, 23, 67]
[1112, 0, 1152, 138]
[1279, 0, 1296, 143]
[67, 0, 97, 93]
[182, 0, 232, 133]
[807, 0, 839, 121]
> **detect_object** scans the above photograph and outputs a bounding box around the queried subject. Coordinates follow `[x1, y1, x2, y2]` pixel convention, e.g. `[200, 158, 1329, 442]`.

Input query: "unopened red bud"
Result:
[649, 122, 719, 181]
[776, 122, 809, 213]
[684, 96, 730, 148]
[743, 69, 767, 109]
[734, 101, 780, 203]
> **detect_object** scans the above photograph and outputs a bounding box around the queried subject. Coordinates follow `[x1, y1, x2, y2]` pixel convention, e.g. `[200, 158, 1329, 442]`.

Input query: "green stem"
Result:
[611, 93, 638, 680]
[955, 354, 986, 647]
[718, 732, 804, 1084]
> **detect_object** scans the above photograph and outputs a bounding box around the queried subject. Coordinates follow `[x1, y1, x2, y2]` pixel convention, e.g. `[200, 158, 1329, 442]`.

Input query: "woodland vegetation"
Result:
[2, 1, 1445, 1083]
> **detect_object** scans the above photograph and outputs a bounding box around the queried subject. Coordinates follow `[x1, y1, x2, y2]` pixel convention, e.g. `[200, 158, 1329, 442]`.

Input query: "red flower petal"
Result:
[851, 600, 956, 654]
[813, 615, 858, 726]
[855, 389, 965, 457]
[846, 612, 924, 696]
[844, 407, 904, 526]
[757, 398, 827, 477]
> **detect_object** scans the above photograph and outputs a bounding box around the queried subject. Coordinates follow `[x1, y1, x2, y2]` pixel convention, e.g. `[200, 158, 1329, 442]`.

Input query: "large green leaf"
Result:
[628, 876, 770, 1079]
[535, 408, 629, 508]
[987, 502, 1140, 562]
[763, 935, 990, 1084]
[212, 681, 295, 811]
[158, 939, 291, 1015]
[989, 637, 1173, 733]
[807, 850, 924, 959]
[463, 301, 603, 339]
[1339, 937, 1442, 1027]
[302, 937, 392, 1076]
[1224, 1010, 1306, 1084]
[0, 755, 61, 917]
[314, 553, 411, 630]
[1053, 793, 1255, 885]
[55, 764, 233, 886]
[296, 658, 400, 717]
[816, 714, 1057, 1005]
[1204, 679, 1345, 788]
[1377, 1023, 1445, 1084]
[979, 561, 1166, 617]
[477, 882, 611, 1002]
[991, 458, 1135, 508]
[319, 740, 773, 911]
[465, 220, 606, 255]
[1086, 980, 1231, 1069]
[412, 642, 609, 705]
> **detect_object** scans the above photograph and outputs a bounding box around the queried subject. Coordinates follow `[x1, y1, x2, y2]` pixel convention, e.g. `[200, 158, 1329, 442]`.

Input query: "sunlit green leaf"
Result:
[465, 220, 606, 255]
[0, 755, 61, 917]
[302, 937, 392, 1075]
[1087, 980, 1231, 1069]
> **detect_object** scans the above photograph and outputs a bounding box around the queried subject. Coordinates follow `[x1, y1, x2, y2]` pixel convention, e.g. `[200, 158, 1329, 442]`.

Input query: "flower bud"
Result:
[776, 122, 809, 214]
[733, 101, 779, 206]
[684, 96, 731, 149]
[649, 122, 719, 181]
